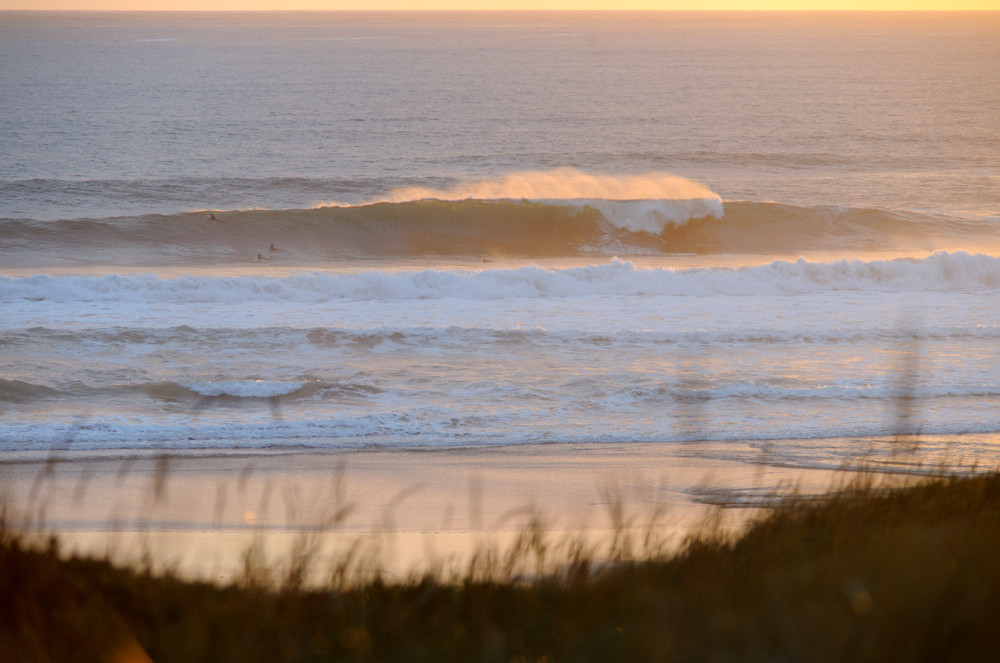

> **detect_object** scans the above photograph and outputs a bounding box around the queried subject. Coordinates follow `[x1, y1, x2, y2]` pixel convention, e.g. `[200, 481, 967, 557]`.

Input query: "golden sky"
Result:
[3, 1, 1000, 9]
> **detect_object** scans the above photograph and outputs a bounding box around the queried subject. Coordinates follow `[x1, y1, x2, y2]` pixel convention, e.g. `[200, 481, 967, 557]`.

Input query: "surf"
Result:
[368, 167, 725, 234]
[4, 201, 993, 267]
[4, 252, 1000, 305]
[2, 167, 997, 269]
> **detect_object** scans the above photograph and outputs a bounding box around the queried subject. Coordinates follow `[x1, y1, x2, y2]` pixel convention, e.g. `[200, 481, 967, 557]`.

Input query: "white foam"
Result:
[181, 380, 306, 398]
[5, 408, 1000, 453]
[576, 198, 724, 233]
[671, 381, 1000, 402]
[4, 252, 999, 305]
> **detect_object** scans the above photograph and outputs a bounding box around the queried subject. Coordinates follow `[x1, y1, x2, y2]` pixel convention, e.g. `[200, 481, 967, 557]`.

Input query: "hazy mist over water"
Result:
[1, 11, 999, 472]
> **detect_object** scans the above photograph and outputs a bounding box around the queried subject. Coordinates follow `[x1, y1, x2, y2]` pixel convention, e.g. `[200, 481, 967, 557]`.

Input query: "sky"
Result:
[3, 1, 999, 9]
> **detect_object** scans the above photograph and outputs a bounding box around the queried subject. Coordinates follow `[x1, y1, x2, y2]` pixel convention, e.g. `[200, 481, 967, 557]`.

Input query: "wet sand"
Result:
[1, 442, 857, 583]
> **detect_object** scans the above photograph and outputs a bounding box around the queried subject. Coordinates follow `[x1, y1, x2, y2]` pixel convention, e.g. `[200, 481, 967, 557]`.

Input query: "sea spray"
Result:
[378, 168, 725, 233]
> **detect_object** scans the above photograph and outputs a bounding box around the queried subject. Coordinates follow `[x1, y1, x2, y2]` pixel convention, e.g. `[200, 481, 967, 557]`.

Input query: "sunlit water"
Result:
[2, 11, 1000, 477]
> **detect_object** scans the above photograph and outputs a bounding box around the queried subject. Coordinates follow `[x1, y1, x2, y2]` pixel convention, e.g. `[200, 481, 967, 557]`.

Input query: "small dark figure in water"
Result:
[257, 253, 268, 261]
[269, 243, 277, 252]
[208, 213, 223, 224]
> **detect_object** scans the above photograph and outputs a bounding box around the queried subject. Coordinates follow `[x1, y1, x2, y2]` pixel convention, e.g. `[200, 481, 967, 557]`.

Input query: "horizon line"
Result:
[3, 7, 998, 10]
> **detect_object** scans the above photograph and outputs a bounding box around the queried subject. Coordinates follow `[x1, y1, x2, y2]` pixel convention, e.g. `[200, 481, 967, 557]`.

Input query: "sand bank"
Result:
[1, 442, 860, 583]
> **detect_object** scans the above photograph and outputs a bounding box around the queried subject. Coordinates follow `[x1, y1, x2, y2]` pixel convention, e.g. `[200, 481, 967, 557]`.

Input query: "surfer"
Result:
[208, 213, 223, 224]
[257, 253, 269, 261]
[269, 242, 277, 252]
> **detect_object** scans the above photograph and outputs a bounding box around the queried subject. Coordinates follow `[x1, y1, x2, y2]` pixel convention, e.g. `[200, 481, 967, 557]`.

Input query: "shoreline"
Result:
[1, 441, 871, 581]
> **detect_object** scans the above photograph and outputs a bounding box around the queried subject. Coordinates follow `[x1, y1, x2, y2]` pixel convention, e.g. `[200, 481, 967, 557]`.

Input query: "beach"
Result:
[2, 11, 999, 583]
[2, 441, 872, 581]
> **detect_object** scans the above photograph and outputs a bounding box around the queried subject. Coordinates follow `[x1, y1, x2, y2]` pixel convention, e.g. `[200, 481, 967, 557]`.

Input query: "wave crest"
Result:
[4, 196, 997, 267]
[375, 168, 724, 233]
[0, 378, 62, 402]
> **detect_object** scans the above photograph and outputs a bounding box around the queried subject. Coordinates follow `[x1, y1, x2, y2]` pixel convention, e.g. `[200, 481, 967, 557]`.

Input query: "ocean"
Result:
[2, 10, 1000, 475]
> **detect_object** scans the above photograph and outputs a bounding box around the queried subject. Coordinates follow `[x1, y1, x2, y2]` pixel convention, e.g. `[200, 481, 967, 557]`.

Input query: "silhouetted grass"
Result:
[5, 469, 1000, 662]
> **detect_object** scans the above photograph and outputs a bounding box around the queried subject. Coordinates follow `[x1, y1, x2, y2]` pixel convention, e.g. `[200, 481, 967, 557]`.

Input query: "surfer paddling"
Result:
[208, 213, 224, 224]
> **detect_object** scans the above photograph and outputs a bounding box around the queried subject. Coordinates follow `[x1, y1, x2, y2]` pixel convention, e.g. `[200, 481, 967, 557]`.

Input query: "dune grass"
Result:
[4, 469, 1000, 662]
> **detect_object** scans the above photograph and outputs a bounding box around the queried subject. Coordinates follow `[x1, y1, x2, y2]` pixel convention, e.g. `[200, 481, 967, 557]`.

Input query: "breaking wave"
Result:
[0, 378, 63, 403]
[372, 168, 724, 233]
[4, 171, 995, 264]
[4, 251, 1000, 304]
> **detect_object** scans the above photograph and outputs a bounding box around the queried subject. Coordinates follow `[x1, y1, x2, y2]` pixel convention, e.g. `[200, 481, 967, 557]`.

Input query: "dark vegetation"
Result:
[4, 470, 1000, 662]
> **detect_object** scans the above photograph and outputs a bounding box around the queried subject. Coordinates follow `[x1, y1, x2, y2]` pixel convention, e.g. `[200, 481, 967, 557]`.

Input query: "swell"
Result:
[0, 378, 64, 403]
[3, 200, 995, 265]
[11, 323, 1000, 350]
[145, 379, 379, 401]
[0, 378, 380, 404]
[1, 200, 607, 262]
[33, 377, 1000, 404]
